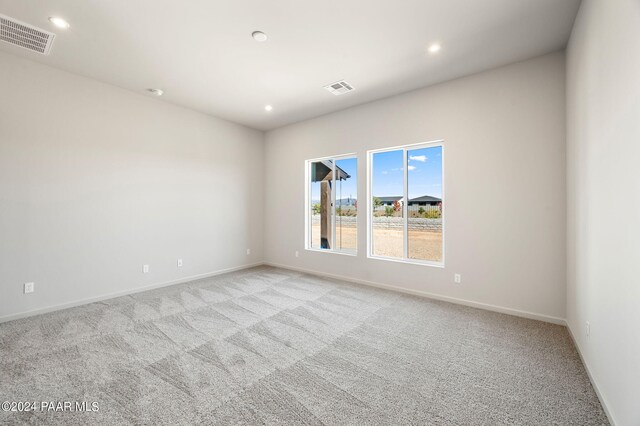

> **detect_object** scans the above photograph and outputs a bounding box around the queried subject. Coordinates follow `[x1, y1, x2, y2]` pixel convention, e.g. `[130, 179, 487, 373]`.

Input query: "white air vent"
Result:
[0, 14, 56, 55]
[324, 80, 354, 96]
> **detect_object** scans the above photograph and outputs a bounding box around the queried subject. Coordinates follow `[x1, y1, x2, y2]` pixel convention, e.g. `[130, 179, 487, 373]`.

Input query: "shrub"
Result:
[424, 209, 441, 218]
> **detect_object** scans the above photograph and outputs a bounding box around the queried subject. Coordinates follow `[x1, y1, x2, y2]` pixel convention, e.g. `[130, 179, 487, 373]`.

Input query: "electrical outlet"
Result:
[143, 264, 150, 274]
[246, 249, 251, 255]
[586, 321, 590, 338]
[454, 274, 461, 284]
[295, 250, 299, 258]
[177, 259, 183, 267]
[24, 282, 34, 294]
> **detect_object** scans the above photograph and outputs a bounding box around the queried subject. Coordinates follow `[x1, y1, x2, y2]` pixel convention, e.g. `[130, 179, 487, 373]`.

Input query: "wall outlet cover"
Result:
[24, 282, 34, 294]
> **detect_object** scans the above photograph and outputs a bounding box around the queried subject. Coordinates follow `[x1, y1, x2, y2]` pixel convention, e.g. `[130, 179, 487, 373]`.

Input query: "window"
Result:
[368, 142, 444, 266]
[306, 155, 358, 254]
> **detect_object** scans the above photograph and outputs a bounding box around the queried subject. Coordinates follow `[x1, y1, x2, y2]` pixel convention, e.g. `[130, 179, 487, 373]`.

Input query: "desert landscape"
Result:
[311, 223, 442, 261]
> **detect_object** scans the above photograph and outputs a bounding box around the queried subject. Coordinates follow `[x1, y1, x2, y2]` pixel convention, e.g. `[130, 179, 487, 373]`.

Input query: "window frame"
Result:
[304, 153, 358, 256]
[366, 140, 445, 268]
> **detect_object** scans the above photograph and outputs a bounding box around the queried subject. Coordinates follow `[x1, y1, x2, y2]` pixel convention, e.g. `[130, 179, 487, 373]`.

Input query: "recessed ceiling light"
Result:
[48, 16, 70, 29]
[252, 31, 268, 42]
[146, 88, 164, 97]
[265, 105, 273, 112]
[427, 43, 441, 54]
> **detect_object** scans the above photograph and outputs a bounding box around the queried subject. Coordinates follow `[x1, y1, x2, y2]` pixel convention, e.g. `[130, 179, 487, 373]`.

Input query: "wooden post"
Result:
[320, 180, 332, 249]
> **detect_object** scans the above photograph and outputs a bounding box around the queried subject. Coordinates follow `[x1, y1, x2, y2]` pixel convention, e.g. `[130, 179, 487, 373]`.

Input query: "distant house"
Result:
[374, 195, 441, 206]
[408, 195, 441, 206]
[376, 196, 402, 206]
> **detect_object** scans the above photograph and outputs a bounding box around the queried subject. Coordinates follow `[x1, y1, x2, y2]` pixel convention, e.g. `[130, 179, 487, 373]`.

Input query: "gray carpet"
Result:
[0, 266, 607, 425]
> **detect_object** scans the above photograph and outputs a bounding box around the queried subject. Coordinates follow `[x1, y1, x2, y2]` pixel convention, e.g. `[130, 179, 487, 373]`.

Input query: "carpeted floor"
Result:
[0, 266, 607, 425]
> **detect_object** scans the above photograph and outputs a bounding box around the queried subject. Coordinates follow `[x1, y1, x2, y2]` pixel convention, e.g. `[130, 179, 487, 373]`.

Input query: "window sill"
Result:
[305, 248, 358, 257]
[367, 254, 444, 268]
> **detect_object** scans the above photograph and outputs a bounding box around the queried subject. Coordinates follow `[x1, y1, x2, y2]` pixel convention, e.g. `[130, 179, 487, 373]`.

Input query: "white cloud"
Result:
[381, 170, 388, 175]
[408, 165, 416, 171]
[409, 155, 427, 162]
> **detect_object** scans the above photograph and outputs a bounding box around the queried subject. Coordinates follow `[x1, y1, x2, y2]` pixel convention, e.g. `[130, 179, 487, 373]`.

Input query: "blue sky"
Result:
[335, 157, 358, 202]
[372, 146, 442, 199]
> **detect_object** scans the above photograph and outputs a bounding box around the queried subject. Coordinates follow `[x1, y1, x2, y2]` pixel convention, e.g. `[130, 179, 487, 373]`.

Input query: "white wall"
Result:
[0, 51, 264, 321]
[264, 52, 567, 322]
[566, 1, 640, 425]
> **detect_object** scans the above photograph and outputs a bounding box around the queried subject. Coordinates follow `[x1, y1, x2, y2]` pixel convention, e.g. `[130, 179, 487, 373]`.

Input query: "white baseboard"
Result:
[3, 260, 566, 327]
[0, 262, 265, 324]
[566, 324, 617, 426]
[264, 261, 567, 326]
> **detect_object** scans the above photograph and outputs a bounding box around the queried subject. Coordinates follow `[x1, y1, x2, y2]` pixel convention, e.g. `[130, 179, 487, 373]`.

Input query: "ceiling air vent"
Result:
[324, 80, 354, 96]
[0, 14, 56, 55]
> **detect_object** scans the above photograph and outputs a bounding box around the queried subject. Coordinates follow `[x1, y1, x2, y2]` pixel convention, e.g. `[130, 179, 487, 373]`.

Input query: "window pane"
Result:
[310, 160, 332, 250]
[335, 157, 357, 253]
[407, 146, 443, 262]
[371, 150, 404, 258]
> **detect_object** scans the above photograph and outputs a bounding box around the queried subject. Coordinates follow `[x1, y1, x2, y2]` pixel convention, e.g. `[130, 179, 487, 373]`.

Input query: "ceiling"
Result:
[0, 0, 581, 130]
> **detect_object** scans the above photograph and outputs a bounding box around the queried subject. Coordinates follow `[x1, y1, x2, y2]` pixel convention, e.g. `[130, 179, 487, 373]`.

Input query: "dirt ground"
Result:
[310, 225, 358, 252]
[311, 225, 442, 261]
